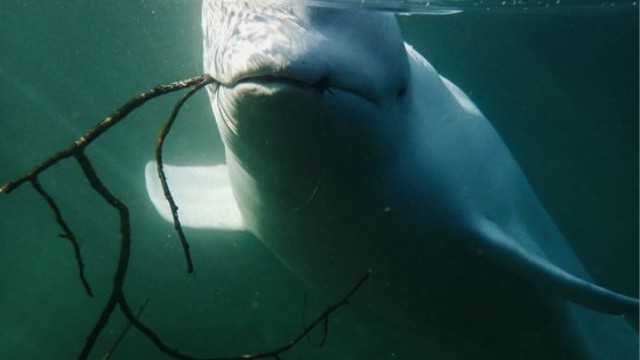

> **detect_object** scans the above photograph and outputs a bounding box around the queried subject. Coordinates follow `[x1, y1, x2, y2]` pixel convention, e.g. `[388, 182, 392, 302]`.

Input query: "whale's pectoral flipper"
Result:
[144, 161, 244, 230]
[474, 217, 639, 318]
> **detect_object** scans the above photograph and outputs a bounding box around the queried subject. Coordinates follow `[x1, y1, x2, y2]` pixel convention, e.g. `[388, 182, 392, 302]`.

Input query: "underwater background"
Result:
[0, 1, 637, 359]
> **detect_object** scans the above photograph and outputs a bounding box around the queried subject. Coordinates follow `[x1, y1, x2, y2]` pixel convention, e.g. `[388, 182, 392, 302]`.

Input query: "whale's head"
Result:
[203, 0, 409, 102]
[202, 0, 410, 214]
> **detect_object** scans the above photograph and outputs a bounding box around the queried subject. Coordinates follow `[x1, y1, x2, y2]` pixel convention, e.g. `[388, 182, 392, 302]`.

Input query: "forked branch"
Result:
[0, 75, 215, 195]
[0, 75, 370, 360]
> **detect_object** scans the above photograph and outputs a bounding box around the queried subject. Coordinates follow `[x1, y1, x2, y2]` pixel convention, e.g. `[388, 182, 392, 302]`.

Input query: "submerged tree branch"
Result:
[0, 75, 370, 360]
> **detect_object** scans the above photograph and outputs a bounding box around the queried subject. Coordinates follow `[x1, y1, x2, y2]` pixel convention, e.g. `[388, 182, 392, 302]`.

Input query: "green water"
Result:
[0, 1, 637, 359]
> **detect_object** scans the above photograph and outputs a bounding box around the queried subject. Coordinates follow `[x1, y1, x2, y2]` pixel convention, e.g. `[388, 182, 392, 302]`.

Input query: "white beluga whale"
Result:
[145, 1, 639, 358]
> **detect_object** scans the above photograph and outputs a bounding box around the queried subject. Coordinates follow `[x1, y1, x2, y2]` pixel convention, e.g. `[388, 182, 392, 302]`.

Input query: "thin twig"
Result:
[0, 75, 216, 195]
[155, 81, 217, 275]
[303, 291, 328, 348]
[117, 272, 371, 360]
[103, 299, 150, 360]
[30, 177, 93, 297]
[247, 272, 369, 359]
[74, 151, 131, 360]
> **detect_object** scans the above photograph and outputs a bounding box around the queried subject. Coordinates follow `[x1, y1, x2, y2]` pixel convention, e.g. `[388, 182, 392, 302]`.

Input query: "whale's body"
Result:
[145, 1, 639, 358]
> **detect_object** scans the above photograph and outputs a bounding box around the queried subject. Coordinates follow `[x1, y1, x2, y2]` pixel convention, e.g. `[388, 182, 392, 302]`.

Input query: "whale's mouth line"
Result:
[230, 75, 376, 104]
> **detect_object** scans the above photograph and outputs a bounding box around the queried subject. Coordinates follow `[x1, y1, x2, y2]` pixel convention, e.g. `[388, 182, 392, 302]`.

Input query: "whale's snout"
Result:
[202, 0, 410, 106]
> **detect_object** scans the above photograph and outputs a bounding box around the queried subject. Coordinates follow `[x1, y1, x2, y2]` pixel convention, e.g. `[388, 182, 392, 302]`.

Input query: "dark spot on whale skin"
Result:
[397, 85, 407, 100]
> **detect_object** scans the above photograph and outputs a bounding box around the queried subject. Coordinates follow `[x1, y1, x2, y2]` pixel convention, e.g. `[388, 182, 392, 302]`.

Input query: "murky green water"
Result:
[0, 1, 637, 359]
